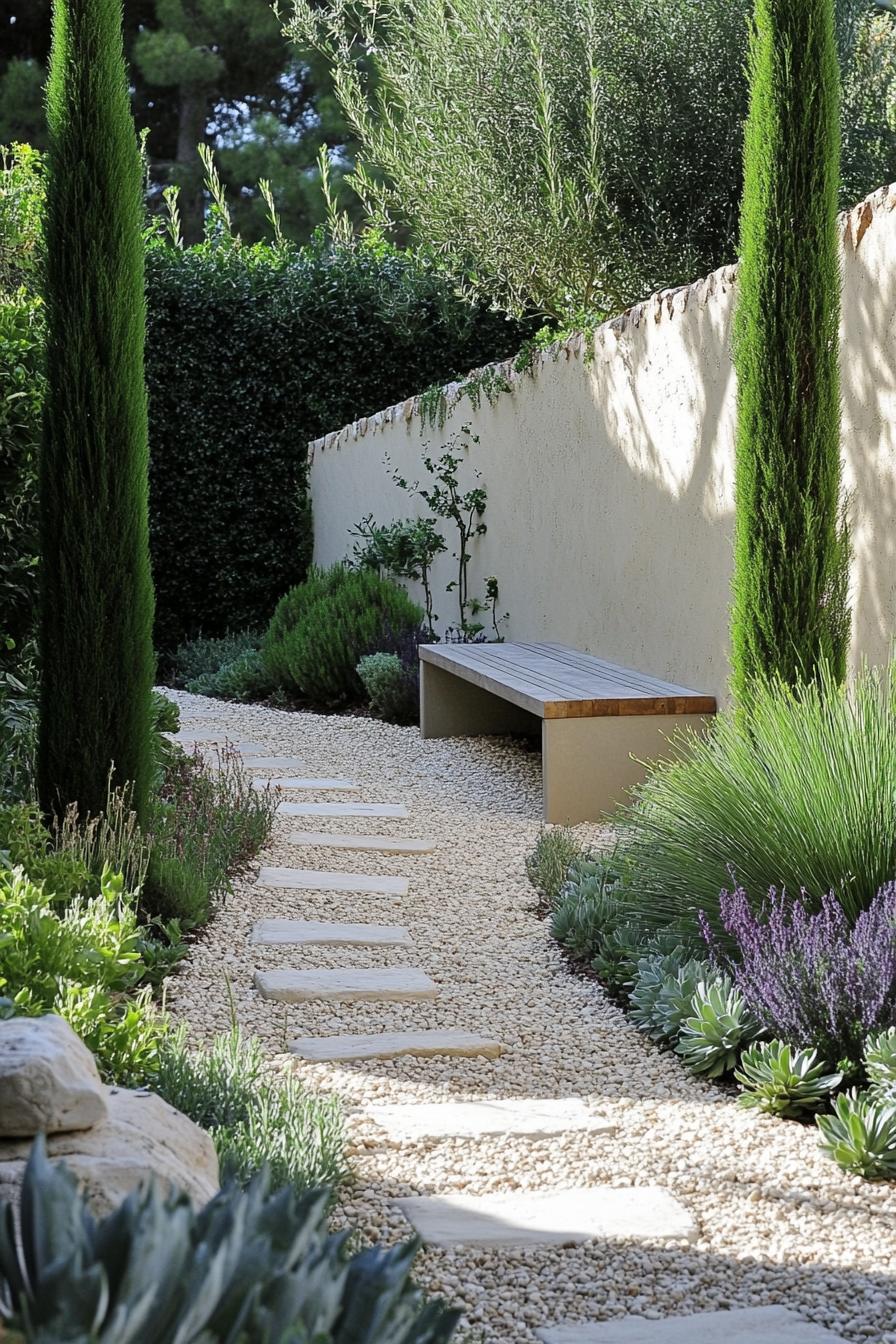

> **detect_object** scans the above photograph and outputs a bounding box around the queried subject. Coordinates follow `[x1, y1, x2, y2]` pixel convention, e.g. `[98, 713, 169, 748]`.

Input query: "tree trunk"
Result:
[175, 84, 207, 245]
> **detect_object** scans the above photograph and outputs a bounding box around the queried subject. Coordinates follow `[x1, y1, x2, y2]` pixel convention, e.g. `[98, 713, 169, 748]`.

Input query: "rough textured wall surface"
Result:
[309, 185, 896, 703]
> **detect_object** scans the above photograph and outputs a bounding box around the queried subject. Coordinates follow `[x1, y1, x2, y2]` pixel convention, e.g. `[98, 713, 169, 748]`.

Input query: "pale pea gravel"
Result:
[162, 690, 896, 1344]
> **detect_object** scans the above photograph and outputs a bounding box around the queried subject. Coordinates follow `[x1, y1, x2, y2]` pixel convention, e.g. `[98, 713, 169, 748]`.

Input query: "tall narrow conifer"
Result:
[730, 0, 850, 702]
[39, 0, 156, 820]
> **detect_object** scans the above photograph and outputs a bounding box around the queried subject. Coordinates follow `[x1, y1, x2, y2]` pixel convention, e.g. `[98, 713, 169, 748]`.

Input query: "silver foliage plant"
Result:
[288, 0, 896, 322]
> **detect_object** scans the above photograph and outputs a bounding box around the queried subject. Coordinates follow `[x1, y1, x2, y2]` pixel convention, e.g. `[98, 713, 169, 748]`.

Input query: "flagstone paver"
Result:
[535, 1308, 850, 1343]
[289, 1031, 504, 1062]
[277, 801, 409, 818]
[252, 777, 358, 792]
[366, 1098, 616, 1141]
[395, 1187, 697, 1248]
[252, 918, 412, 947]
[255, 967, 438, 1003]
[241, 756, 307, 770]
[256, 866, 409, 895]
[286, 831, 437, 854]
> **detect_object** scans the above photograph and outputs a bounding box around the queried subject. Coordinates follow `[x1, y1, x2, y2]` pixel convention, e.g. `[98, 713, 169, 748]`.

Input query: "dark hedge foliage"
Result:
[145, 234, 530, 654]
[0, 293, 42, 675]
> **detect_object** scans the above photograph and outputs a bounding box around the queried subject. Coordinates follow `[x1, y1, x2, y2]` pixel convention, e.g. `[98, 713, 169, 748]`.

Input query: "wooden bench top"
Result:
[419, 642, 716, 719]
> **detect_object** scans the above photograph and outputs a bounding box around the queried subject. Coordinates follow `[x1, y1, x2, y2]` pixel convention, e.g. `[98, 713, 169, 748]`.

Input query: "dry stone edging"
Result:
[256, 866, 409, 896]
[255, 967, 438, 1003]
[287, 831, 436, 854]
[289, 1030, 505, 1062]
[534, 1308, 850, 1343]
[395, 1187, 697, 1249]
[0, 1015, 108, 1137]
[252, 918, 412, 947]
[365, 1098, 616, 1141]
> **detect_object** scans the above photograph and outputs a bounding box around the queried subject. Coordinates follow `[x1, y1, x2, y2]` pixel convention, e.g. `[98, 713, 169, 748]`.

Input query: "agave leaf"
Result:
[18, 1141, 94, 1301]
[0, 1197, 27, 1306]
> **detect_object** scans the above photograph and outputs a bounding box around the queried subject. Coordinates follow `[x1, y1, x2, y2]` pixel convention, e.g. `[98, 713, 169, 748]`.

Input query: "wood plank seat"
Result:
[419, 641, 716, 823]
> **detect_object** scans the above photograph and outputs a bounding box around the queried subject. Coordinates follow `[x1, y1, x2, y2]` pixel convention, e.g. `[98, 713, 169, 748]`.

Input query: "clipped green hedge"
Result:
[146, 235, 529, 654]
[0, 291, 42, 673]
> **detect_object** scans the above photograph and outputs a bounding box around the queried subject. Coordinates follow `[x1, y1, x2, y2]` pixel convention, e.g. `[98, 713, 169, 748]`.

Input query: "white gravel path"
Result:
[164, 690, 896, 1344]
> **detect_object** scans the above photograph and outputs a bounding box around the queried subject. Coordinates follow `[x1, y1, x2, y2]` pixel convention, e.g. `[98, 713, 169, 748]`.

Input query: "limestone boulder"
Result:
[0, 1088, 219, 1216]
[0, 1015, 108, 1137]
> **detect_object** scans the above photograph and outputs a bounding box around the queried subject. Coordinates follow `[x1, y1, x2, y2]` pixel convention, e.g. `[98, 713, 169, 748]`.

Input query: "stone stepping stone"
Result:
[252, 918, 411, 947]
[255, 967, 438, 1003]
[242, 756, 306, 770]
[365, 1098, 616, 1141]
[173, 735, 268, 755]
[278, 801, 409, 819]
[535, 1308, 849, 1343]
[256, 866, 409, 896]
[252, 777, 358, 792]
[290, 1031, 504, 1062]
[288, 831, 436, 855]
[395, 1186, 696, 1248]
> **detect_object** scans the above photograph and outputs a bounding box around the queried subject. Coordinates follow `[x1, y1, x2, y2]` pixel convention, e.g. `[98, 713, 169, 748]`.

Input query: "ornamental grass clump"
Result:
[704, 882, 896, 1067]
[615, 664, 896, 939]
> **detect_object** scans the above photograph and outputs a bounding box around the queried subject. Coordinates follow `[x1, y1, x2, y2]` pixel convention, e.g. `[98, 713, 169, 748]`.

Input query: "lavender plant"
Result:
[703, 882, 896, 1066]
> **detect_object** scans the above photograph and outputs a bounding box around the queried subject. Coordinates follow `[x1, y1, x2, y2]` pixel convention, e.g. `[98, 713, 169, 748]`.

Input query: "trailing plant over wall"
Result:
[730, 0, 850, 700]
[39, 0, 156, 822]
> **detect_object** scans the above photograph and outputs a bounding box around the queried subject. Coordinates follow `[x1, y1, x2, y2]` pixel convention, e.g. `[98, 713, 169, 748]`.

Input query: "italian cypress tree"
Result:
[730, 0, 850, 703]
[38, 0, 156, 821]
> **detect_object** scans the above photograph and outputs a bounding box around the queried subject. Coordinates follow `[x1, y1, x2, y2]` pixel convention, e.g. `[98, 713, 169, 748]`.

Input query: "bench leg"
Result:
[541, 714, 712, 824]
[419, 659, 536, 739]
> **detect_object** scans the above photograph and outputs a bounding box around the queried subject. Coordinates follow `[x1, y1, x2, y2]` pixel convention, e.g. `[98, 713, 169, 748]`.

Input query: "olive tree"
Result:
[289, 0, 896, 321]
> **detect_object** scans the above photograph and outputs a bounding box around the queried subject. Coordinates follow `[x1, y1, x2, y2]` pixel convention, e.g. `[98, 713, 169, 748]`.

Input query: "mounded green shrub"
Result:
[170, 630, 261, 689]
[146, 236, 530, 653]
[263, 565, 424, 705]
[186, 649, 274, 703]
[730, 0, 849, 700]
[39, 0, 156, 821]
[357, 651, 419, 725]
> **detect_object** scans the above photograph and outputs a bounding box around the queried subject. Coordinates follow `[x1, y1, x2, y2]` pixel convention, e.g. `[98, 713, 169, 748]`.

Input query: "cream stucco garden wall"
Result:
[309, 184, 896, 705]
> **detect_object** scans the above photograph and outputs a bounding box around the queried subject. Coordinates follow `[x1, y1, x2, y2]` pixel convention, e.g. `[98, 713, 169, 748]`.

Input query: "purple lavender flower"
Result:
[702, 882, 896, 1064]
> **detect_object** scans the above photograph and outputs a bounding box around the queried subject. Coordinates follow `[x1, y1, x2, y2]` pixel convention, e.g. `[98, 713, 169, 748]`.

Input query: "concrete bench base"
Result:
[420, 648, 712, 824]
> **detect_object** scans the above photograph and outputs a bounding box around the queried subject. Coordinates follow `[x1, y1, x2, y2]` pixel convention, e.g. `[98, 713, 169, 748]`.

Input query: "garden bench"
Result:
[418, 641, 716, 823]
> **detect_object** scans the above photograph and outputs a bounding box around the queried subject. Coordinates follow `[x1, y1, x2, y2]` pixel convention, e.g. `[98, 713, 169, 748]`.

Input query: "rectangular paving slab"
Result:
[174, 736, 268, 755]
[252, 918, 412, 947]
[395, 1187, 696, 1248]
[242, 756, 307, 770]
[535, 1308, 849, 1343]
[252, 777, 358, 792]
[256, 866, 409, 896]
[287, 831, 436, 854]
[255, 967, 438, 1003]
[365, 1098, 616, 1141]
[290, 1031, 504, 1061]
[278, 801, 409, 818]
